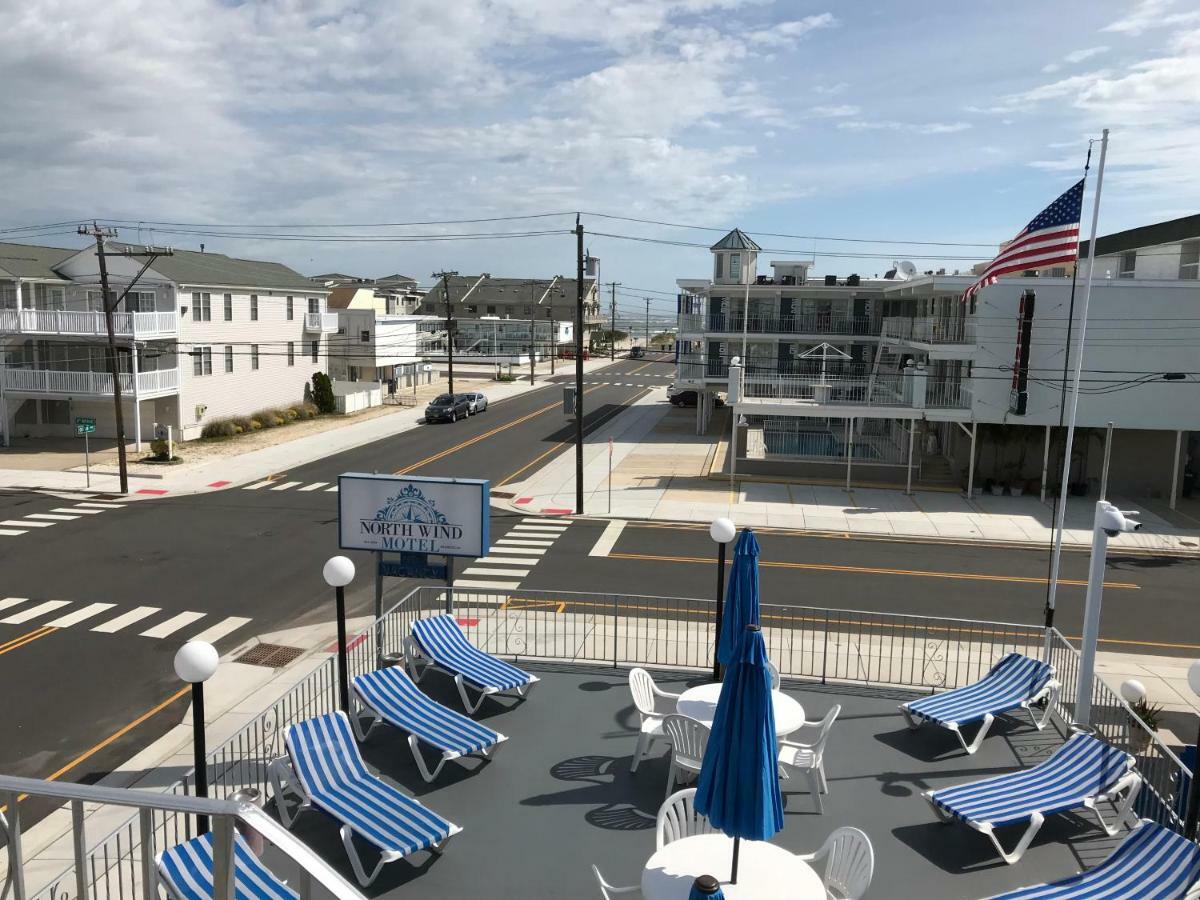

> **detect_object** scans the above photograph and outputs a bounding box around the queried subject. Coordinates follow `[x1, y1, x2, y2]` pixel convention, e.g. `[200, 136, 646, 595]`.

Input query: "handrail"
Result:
[0, 775, 238, 813]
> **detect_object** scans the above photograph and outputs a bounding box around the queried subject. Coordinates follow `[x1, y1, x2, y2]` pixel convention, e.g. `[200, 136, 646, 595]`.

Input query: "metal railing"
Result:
[761, 422, 907, 464]
[679, 313, 879, 336]
[743, 373, 910, 406]
[0, 369, 179, 398]
[304, 312, 338, 333]
[882, 316, 975, 344]
[926, 379, 973, 409]
[0, 309, 178, 338]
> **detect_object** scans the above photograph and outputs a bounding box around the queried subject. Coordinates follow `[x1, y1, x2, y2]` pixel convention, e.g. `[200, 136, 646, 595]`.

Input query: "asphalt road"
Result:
[1, 350, 1197, 827]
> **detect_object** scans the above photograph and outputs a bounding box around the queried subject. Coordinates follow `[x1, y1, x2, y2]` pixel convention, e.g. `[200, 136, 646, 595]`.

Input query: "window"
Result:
[287, 341, 295, 366]
[122, 291, 153, 313]
[360, 330, 371, 343]
[192, 346, 212, 376]
[251, 344, 259, 370]
[487, 304, 497, 314]
[714, 254, 723, 279]
[523, 304, 532, 315]
[1180, 241, 1200, 280]
[310, 340, 319, 363]
[224, 345, 234, 372]
[286, 296, 294, 320]
[223, 293, 233, 320]
[729, 253, 741, 281]
[192, 292, 211, 321]
[307, 297, 319, 314]
[250, 295, 258, 321]
[1118, 251, 1137, 278]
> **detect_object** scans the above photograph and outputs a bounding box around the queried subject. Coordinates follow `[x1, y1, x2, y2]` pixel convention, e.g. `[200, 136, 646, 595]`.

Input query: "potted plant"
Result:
[1126, 698, 1163, 753]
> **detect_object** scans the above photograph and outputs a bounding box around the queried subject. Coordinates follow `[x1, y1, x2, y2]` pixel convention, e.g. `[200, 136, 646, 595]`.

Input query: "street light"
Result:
[709, 517, 736, 682]
[174, 640, 219, 834]
[1076, 501, 1141, 725]
[1184, 661, 1200, 840]
[324, 555, 356, 715]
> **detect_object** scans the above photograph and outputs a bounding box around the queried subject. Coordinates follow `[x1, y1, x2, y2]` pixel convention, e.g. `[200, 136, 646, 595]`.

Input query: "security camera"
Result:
[1097, 501, 1142, 538]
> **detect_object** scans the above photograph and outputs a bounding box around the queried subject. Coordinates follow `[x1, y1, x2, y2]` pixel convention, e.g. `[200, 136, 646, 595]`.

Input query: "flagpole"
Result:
[1044, 129, 1109, 643]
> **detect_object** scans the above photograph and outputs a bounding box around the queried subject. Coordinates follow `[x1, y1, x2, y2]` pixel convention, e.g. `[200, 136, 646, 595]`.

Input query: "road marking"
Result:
[0, 528, 27, 536]
[74, 502, 124, 509]
[0, 598, 29, 613]
[462, 567, 532, 577]
[607, 552, 1140, 589]
[507, 527, 566, 536]
[140, 611, 206, 639]
[298, 482, 328, 492]
[54, 507, 103, 515]
[92, 605, 160, 633]
[269, 481, 302, 491]
[521, 517, 567, 525]
[590, 519, 627, 557]
[45, 602, 117, 628]
[27, 513, 79, 521]
[501, 598, 566, 613]
[488, 546, 546, 556]
[326, 485, 339, 492]
[1, 519, 53, 528]
[453, 579, 522, 590]
[243, 480, 274, 490]
[0, 626, 55, 656]
[495, 538, 556, 547]
[512, 523, 569, 532]
[1, 600, 71, 624]
[189, 616, 253, 644]
[474, 556, 541, 566]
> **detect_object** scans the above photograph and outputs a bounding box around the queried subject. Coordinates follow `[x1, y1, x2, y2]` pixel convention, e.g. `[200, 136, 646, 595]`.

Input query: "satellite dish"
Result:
[898, 260, 918, 278]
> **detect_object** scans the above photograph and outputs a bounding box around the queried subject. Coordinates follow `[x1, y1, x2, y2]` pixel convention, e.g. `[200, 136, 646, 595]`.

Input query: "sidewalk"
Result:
[502, 395, 1200, 553]
[0, 357, 619, 498]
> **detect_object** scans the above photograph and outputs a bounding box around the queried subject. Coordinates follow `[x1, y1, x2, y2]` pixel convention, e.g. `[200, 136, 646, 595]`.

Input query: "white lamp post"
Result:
[709, 517, 736, 682]
[1076, 501, 1141, 725]
[1184, 661, 1200, 839]
[324, 555, 356, 714]
[174, 640, 219, 834]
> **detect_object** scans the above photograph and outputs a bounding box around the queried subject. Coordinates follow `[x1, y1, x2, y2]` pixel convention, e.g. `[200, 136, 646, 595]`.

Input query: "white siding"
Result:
[1095, 243, 1184, 280]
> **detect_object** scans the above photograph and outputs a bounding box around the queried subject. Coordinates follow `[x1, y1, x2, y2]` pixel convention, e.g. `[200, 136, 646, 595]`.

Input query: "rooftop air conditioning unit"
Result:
[824, 275, 837, 286]
[782, 275, 796, 285]
[846, 274, 861, 286]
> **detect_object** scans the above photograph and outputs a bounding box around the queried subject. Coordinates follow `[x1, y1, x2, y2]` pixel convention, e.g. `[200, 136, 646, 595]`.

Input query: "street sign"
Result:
[338, 473, 490, 556]
[379, 553, 448, 581]
[75, 417, 96, 435]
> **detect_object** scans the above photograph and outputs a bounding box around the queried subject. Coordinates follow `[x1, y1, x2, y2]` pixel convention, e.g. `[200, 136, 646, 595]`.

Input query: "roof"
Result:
[426, 275, 597, 307]
[326, 286, 364, 309]
[0, 241, 78, 280]
[710, 228, 762, 252]
[108, 243, 323, 291]
[1080, 213, 1200, 259]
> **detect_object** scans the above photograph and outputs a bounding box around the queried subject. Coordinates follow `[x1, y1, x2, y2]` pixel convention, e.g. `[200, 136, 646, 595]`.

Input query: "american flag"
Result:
[962, 179, 1085, 302]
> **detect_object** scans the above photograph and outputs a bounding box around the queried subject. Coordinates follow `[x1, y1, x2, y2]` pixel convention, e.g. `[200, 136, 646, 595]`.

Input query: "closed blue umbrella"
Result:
[694, 624, 784, 884]
[716, 529, 761, 667]
[688, 874, 724, 899]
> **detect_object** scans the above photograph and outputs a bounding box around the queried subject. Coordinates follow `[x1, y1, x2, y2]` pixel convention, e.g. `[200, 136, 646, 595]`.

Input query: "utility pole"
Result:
[608, 282, 620, 360]
[433, 270, 458, 393]
[78, 224, 172, 494]
[645, 298, 651, 352]
[528, 282, 537, 385]
[575, 216, 585, 514]
[549, 307, 556, 375]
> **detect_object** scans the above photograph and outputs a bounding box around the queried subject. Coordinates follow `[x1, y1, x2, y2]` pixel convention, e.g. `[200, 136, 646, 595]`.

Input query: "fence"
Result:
[679, 313, 880, 336]
[882, 316, 975, 344]
[743, 373, 909, 407]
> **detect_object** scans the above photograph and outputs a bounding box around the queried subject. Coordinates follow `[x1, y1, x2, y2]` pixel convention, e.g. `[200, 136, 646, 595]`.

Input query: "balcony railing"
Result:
[304, 311, 338, 333]
[0, 308, 178, 338]
[882, 316, 975, 344]
[745, 373, 909, 406]
[679, 313, 879, 336]
[0, 367, 180, 397]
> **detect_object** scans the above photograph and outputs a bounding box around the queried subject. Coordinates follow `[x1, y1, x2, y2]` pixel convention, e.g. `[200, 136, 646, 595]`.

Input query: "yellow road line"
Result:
[501, 598, 566, 613]
[0, 625, 56, 656]
[608, 551, 1140, 589]
[628, 361, 655, 375]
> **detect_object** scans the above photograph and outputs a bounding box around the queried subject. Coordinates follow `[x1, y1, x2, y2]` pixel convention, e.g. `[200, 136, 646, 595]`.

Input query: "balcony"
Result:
[740, 372, 972, 418]
[679, 312, 879, 337]
[882, 316, 976, 355]
[0, 308, 178, 339]
[304, 311, 339, 333]
[0, 367, 180, 398]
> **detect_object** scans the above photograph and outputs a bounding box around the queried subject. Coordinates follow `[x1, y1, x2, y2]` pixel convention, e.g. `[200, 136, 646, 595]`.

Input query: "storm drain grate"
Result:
[236, 643, 305, 668]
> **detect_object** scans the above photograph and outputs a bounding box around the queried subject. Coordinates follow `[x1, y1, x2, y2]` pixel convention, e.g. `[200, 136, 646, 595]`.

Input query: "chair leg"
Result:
[818, 763, 828, 794]
[454, 674, 488, 714]
[349, 695, 377, 743]
[340, 825, 386, 887]
[268, 758, 306, 829]
[665, 761, 677, 799]
[900, 705, 920, 730]
[954, 713, 995, 755]
[631, 732, 653, 773]
[978, 812, 1044, 866]
[807, 770, 824, 814]
[408, 734, 452, 783]
[1025, 682, 1060, 731]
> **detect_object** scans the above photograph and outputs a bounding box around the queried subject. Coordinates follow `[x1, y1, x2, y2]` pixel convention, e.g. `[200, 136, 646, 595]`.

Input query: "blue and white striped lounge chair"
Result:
[267, 711, 460, 887]
[901, 653, 1060, 754]
[405, 614, 539, 714]
[351, 665, 508, 782]
[984, 819, 1200, 899]
[925, 733, 1140, 865]
[156, 832, 297, 900]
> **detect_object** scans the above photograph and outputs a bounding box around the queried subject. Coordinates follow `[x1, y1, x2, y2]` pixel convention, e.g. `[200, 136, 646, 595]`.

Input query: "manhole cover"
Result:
[236, 643, 305, 668]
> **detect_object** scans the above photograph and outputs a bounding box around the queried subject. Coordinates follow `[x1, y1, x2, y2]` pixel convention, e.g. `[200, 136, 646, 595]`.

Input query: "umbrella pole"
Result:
[713, 541, 726, 682]
[731, 836, 741, 885]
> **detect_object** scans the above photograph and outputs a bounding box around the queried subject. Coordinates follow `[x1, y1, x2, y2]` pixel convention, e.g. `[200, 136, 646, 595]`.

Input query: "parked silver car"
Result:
[465, 391, 489, 414]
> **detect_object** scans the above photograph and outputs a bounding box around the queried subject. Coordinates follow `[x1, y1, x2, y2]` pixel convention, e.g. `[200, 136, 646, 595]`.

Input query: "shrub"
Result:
[285, 406, 300, 421]
[300, 401, 319, 419]
[200, 419, 237, 439]
[150, 439, 170, 458]
[232, 416, 253, 433]
[253, 408, 285, 428]
[311, 371, 336, 414]
[249, 419, 263, 431]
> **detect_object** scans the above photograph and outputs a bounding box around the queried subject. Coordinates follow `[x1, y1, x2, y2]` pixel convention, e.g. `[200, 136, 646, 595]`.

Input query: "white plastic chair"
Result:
[798, 826, 874, 900]
[629, 668, 681, 773]
[591, 864, 642, 898]
[661, 714, 710, 798]
[777, 704, 841, 814]
[768, 659, 781, 690]
[656, 788, 717, 851]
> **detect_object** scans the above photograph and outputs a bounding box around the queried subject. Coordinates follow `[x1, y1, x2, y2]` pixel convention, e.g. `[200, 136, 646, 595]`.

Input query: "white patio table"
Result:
[676, 682, 806, 737]
[641, 833, 825, 900]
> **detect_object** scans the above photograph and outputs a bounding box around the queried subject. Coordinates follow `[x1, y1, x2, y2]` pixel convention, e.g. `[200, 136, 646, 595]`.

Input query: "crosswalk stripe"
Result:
[298, 482, 328, 492]
[462, 567, 531, 577]
[475, 556, 540, 566]
[0, 529, 27, 536]
[74, 502, 124, 509]
[488, 546, 546, 555]
[27, 513, 79, 521]
[453, 579, 521, 590]
[521, 517, 570, 525]
[505, 530, 562, 539]
[325, 485, 339, 492]
[270, 481, 302, 491]
[0, 598, 29, 613]
[510, 524, 568, 532]
[92, 606, 160, 633]
[1, 600, 70, 624]
[140, 611, 206, 639]
[243, 480, 274, 490]
[1, 519, 53, 528]
[45, 603, 117, 628]
[54, 507, 103, 515]
[495, 538, 555, 547]
[189, 616, 253, 644]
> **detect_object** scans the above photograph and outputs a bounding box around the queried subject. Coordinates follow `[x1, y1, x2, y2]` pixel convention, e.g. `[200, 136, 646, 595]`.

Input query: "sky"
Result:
[1, 0, 1197, 319]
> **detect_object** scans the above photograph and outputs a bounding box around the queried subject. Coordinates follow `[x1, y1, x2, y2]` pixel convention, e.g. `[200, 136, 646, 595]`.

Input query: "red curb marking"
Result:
[136, 488, 168, 495]
[541, 508, 572, 515]
[207, 480, 231, 488]
[456, 617, 479, 627]
[515, 497, 533, 505]
[325, 632, 370, 653]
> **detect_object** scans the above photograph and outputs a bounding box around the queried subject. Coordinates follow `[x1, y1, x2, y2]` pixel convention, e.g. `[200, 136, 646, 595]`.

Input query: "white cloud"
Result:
[1042, 45, 1109, 73]
[1102, 0, 1200, 35]
[836, 120, 971, 134]
[748, 13, 837, 46]
[808, 104, 860, 118]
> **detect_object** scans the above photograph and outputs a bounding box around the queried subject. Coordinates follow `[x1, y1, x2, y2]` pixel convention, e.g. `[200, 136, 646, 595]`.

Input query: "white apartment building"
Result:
[0, 241, 336, 445]
[677, 224, 1200, 502]
[327, 310, 434, 388]
[319, 273, 425, 316]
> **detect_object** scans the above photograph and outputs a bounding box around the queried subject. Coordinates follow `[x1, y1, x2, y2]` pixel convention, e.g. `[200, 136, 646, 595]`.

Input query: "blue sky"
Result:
[1, 0, 1197, 318]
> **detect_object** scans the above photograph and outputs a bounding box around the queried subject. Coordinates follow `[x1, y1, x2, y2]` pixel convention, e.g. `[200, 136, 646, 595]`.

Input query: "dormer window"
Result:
[729, 254, 741, 281]
[714, 254, 723, 279]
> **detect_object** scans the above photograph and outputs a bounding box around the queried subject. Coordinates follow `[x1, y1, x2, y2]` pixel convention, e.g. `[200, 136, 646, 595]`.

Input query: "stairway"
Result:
[919, 454, 957, 487]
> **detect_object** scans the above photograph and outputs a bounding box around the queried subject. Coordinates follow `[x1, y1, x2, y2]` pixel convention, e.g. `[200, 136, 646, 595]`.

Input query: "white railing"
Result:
[926, 380, 973, 409]
[0, 309, 178, 338]
[882, 316, 975, 344]
[744, 373, 910, 406]
[304, 312, 338, 332]
[678, 312, 879, 336]
[0, 368, 179, 397]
